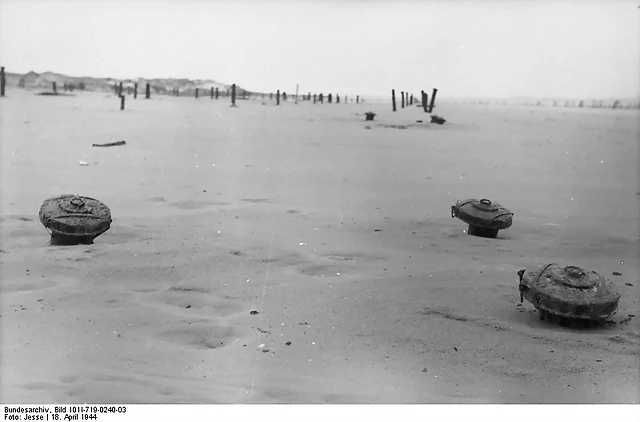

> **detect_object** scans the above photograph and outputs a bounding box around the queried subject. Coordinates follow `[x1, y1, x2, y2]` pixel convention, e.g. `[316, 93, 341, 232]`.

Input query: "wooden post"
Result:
[120, 95, 125, 110]
[231, 84, 236, 106]
[211, 87, 214, 99]
[295, 84, 299, 104]
[410, 94, 413, 105]
[320, 93, 323, 104]
[195, 88, 199, 99]
[276, 90, 280, 105]
[118, 82, 123, 96]
[308, 92, 311, 101]
[336, 94, 340, 103]
[356, 95, 359, 104]
[0, 67, 5, 97]
[392, 89, 396, 111]
[313, 94, 317, 104]
[428, 88, 437, 113]
[215, 88, 219, 99]
[134, 83, 138, 99]
[422, 91, 428, 113]
[53, 82, 57, 94]
[145, 83, 150, 99]
[401, 91, 405, 108]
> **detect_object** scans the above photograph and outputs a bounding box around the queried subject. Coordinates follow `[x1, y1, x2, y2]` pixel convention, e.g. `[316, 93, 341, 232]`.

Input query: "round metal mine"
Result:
[517, 263, 621, 325]
[39, 194, 112, 245]
[451, 198, 513, 238]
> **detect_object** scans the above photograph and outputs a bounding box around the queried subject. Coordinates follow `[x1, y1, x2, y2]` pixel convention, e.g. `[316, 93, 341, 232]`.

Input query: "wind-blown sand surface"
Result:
[1, 91, 638, 403]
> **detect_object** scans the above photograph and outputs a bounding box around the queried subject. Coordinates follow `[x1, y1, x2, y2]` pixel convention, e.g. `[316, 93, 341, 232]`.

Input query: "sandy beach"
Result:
[0, 90, 638, 403]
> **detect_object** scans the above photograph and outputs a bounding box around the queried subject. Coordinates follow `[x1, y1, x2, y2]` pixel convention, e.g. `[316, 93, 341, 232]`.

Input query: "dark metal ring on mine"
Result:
[451, 206, 457, 218]
[70, 197, 85, 207]
[564, 265, 585, 278]
[480, 199, 492, 205]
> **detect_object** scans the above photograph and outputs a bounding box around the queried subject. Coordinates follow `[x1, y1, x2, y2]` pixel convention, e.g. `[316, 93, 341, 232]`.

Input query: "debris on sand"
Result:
[92, 141, 127, 147]
[612, 272, 622, 276]
[250, 310, 259, 315]
[78, 161, 89, 166]
[365, 126, 372, 130]
[430, 115, 446, 124]
[365, 112, 376, 121]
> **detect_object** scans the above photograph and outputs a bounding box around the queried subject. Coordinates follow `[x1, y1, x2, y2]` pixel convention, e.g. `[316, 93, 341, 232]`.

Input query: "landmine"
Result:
[451, 198, 513, 238]
[517, 264, 621, 328]
[39, 194, 112, 245]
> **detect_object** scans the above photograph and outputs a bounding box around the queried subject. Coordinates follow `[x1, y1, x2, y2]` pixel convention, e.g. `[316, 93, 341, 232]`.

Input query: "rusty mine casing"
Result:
[451, 198, 513, 238]
[39, 194, 112, 245]
[517, 264, 621, 322]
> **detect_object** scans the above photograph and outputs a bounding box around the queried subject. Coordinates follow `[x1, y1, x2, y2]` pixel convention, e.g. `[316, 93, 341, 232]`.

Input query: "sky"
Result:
[0, 0, 638, 99]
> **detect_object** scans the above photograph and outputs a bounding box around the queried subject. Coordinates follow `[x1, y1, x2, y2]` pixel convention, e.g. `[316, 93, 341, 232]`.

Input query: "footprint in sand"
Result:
[241, 198, 272, 204]
[1, 275, 69, 294]
[296, 263, 347, 278]
[322, 252, 383, 262]
[21, 381, 61, 391]
[154, 323, 238, 350]
[168, 200, 229, 210]
[256, 252, 307, 267]
[295, 252, 385, 277]
[59, 375, 78, 384]
[157, 386, 179, 396]
[90, 373, 155, 387]
[139, 286, 245, 318]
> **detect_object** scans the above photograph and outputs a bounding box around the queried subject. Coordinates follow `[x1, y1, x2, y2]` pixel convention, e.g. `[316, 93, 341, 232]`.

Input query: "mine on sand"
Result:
[0, 91, 638, 403]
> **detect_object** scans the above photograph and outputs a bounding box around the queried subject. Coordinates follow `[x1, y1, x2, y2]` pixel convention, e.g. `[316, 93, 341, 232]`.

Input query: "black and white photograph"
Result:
[0, 0, 638, 413]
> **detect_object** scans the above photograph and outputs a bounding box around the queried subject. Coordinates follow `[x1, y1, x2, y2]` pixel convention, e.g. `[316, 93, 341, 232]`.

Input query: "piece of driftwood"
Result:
[92, 141, 127, 147]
